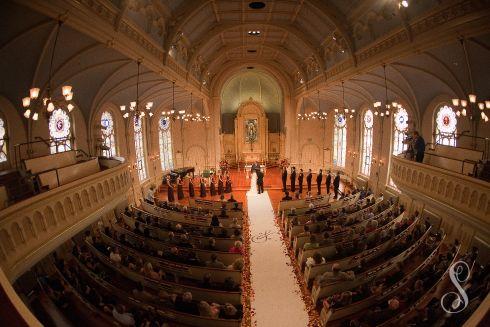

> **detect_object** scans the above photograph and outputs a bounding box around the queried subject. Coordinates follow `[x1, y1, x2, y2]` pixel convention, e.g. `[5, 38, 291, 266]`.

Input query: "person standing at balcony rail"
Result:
[413, 131, 426, 163]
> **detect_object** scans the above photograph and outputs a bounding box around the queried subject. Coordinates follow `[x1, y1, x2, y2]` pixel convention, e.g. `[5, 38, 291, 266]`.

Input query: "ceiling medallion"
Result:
[249, 2, 266, 10]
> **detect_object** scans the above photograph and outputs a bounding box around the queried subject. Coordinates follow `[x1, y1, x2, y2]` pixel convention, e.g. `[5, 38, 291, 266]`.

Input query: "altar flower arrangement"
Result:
[219, 159, 229, 172]
[279, 158, 290, 169]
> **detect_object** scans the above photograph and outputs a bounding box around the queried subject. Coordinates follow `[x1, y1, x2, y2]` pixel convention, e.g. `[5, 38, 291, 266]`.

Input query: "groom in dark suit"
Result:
[257, 169, 264, 194]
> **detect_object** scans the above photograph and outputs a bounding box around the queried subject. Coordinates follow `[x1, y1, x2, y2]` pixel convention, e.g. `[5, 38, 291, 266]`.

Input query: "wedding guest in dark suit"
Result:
[225, 175, 232, 193]
[333, 171, 341, 199]
[200, 178, 206, 198]
[290, 167, 296, 192]
[298, 169, 304, 194]
[326, 170, 332, 194]
[167, 177, 175, 202]
[281, 167, 288, 192]
[210, 177, 216, 196]
[188, 177, 195, 198]
[316, 169, 323, 195]
[177, 177, 184, 200]
[306, 169, 312, 192]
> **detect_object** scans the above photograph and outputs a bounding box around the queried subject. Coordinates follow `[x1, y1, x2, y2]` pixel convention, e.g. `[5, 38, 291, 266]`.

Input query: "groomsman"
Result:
[306, 169, 312, 192]
[257, 169, 264, 194]
[281, 167, 288, 192]
[316, 169, 323, 195]
[298, 169, 304, 194]
[333, 171, 341, 199]
[290, 167, 296, 192]
[326, 170, 332, 194]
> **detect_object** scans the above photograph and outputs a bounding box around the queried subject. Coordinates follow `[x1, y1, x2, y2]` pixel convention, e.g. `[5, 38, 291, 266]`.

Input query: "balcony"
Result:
[0, 161, 131, 281]
[390, 155, 489, 227]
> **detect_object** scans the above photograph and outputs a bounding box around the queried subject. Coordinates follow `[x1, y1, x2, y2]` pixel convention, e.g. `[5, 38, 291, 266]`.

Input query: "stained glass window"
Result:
[159, 116, 173, 171]
[0, 118, 7, 163]
[134, 116, 147, 181]
[435, 105, 457, 146]
[49, 109, 71, 153]
[393, 107, 409, 155]
[101, 111, 116, 157]
[333, 114, 347, 168]
[361, 110, 373, 176]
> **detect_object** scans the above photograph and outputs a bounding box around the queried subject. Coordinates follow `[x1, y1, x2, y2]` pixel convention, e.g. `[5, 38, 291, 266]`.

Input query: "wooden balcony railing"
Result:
[390, 155, 489, 226]
[0, 163, 131, 281]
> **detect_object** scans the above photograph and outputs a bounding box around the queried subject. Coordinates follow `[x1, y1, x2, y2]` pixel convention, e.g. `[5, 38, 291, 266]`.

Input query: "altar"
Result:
[234, 98, 268, 163]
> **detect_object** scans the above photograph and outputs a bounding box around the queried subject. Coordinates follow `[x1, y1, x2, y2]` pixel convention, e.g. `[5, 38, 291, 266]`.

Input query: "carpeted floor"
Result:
[247, 188, 309, 327]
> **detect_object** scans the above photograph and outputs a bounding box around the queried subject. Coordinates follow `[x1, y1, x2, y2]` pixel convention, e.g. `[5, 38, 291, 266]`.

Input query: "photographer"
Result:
[412, 131, 425, 163]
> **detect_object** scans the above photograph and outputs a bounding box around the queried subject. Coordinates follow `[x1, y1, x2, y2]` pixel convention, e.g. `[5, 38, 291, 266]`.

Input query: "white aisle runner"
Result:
[247, 190, 309, 327]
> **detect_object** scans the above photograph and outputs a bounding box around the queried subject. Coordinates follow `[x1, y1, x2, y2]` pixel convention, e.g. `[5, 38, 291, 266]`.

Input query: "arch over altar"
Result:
[234, 98, 268, 163]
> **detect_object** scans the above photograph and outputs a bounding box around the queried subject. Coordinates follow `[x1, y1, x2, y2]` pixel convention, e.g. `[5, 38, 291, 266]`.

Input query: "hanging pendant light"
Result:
[21, 20, 74, 120]
[121, 60, 154, 120]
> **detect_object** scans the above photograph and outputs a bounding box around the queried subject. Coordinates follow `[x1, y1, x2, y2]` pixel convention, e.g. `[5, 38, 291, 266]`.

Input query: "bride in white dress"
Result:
[248, 170, 258, 195]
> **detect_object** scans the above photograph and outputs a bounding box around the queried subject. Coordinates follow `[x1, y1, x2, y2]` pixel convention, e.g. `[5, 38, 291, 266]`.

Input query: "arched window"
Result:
[333, 114, 347, 168]
[101, 111, 116, 157]
[49, 109, 72, 154]
[158, 116, 173, 171]
[0, 117, 7, 163]
[393, 107, 409, 155]
[134, 116, 147, 181]
[360, 110, 373, 176]
[435, 105, 457, 146]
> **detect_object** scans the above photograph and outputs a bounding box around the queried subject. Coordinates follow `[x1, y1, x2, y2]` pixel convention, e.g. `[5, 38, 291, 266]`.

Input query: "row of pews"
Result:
[40, 198, 247, 327]
[276, 189, 488, 326]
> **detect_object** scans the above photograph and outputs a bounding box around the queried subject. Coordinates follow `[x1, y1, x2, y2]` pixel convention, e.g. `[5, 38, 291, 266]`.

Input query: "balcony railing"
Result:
[0, 162, 131, 281]
[390, 156, 489, 225]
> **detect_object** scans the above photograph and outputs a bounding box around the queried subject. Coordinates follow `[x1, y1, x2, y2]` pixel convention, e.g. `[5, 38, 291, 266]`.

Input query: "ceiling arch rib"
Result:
[204, 43, 306, 79]
[185, 22, 325, 75]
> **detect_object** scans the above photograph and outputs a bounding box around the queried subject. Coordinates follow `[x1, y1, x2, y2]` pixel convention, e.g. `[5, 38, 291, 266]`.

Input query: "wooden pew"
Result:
[111, 223, 242, 265]
[319, 234, 449, 325]
[121, 214, 237, 251]
[302, 213, 415, 283]
[189, 198, 244, 211]
[140, 201, 242, 226]
[310, 226, 433, 304]
[75, 252, 242, 327]
[98, 232, 243, 284]
[84, 242, 242, 305]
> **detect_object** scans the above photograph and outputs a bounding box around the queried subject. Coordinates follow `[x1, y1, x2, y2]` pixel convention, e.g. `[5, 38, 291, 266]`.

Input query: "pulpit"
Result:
[234, 98, 268, 163]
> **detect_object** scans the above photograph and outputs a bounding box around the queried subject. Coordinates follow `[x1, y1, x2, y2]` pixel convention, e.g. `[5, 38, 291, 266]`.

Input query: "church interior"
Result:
[0, 0, 489, 326]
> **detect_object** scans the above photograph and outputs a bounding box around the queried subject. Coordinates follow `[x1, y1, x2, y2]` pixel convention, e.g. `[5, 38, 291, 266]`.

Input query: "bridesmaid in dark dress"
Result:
[218, 174, 224, 195]
[199, 177, 206, 198]
[225, 174, 232, 193]
[298, 168, 304, 194]
[177, 177, 184, 200]
[210, 177, 216, 196]
[167, 178, 175, 202]
[188, 177, 195, 198]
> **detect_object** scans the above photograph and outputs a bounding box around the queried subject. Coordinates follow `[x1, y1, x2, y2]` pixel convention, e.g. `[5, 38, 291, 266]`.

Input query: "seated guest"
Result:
[317, 263, 355, 284]
[206, 253, 226, 269]
[174, 291, 199, 315]
[282, 191, 293, 201]
[198, 301, 220, 318]
[112, 304, 135, 326]
[231, 229, 242, 240]
[306, 252, 325, 268]
[303, 235, 320, 250]
[221, 303, 240, 319]
[228, 258, 244, 271]
[109, 248, 122, 264]
[228, 241, 243, 254]
[210, 215, 222, 227]
[231, 202, 241, 211]
[228, 218, 241, 229]
[228, 194, 237, 202]
[132, 283, 155, 302]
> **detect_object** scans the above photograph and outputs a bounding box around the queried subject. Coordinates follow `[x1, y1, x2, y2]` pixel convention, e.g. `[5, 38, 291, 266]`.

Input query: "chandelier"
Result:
[335, 81, 356, 118]
[451, 38, 489, 122]
[120, 60, 153, 120]
[22, 21, 74, 121]
[297, 91, 327, 120]
[184, 93, 210, 122]
[162, 81, 189, 121]
[373, 64, 401, 117]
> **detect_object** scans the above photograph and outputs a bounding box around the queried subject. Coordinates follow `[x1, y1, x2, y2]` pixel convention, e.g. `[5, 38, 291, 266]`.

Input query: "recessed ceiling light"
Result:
[248, 30, 261, 36]
[249, 2, 266, 10]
